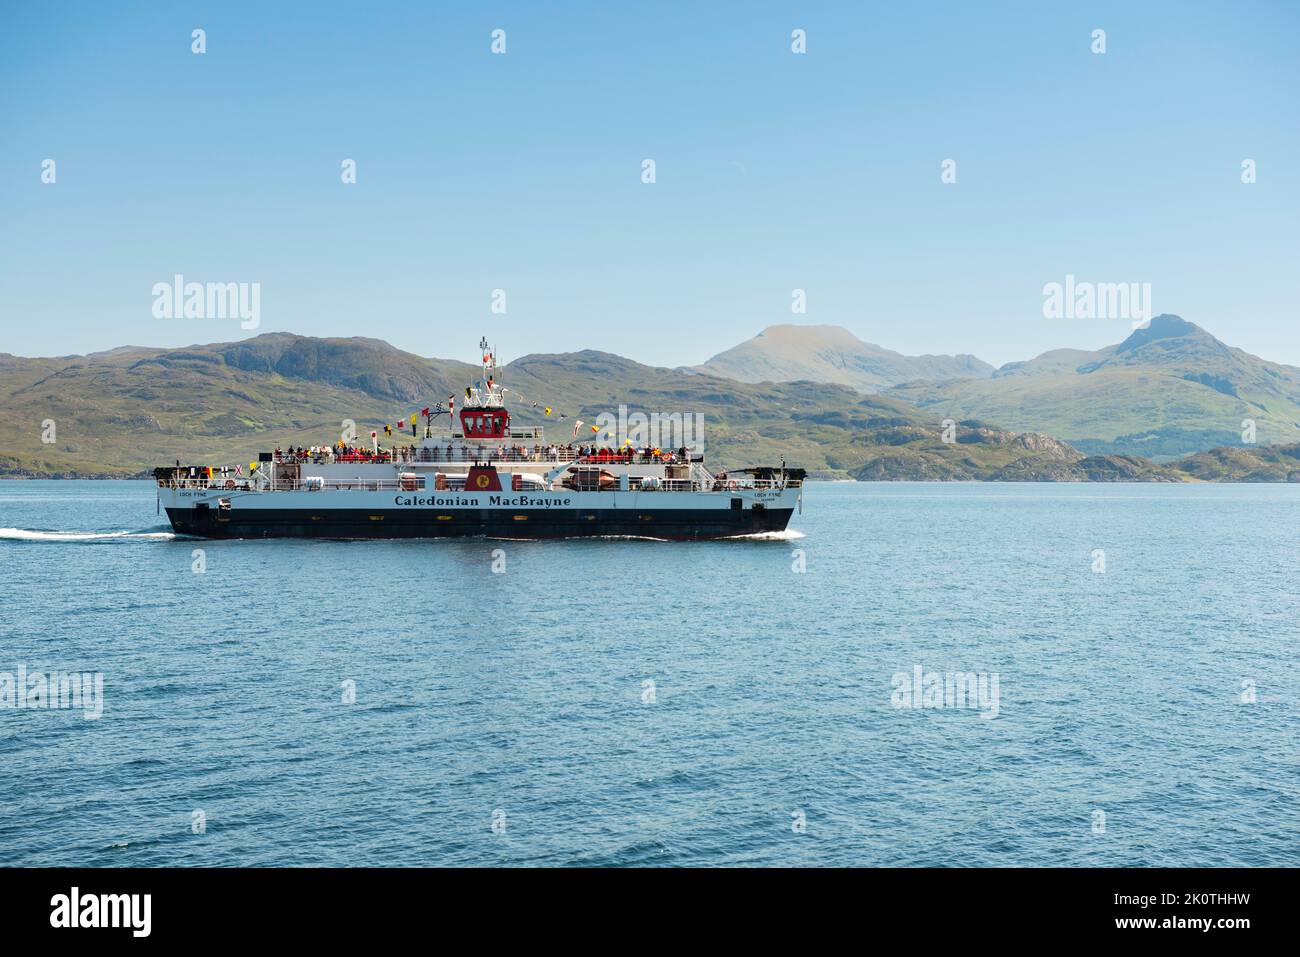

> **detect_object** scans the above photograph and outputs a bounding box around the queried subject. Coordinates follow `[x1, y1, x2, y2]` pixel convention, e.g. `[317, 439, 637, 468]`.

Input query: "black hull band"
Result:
[166, 507, 795, 541]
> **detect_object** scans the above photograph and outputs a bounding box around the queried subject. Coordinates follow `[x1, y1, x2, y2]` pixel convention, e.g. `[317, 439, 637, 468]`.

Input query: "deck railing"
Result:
[270, 448, 698, 466]
[157, 469, 800, 494]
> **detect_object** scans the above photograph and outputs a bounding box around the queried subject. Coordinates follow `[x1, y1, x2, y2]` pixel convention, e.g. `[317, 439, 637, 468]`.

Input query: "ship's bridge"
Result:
[459, 407, 509, 440]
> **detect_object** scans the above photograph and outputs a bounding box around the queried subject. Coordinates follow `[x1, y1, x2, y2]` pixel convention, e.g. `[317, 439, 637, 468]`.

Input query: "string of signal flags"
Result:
[501, 387, 605, 440]
[377, 405, 443, 439]
[501, 386, 567, 422]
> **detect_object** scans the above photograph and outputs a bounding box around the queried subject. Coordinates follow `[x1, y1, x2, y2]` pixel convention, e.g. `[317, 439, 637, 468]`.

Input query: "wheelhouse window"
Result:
[460, 409, 509, 438]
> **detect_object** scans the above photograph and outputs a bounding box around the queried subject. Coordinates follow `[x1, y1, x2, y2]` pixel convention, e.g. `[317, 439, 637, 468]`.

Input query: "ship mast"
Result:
[465, 336, 505, 409]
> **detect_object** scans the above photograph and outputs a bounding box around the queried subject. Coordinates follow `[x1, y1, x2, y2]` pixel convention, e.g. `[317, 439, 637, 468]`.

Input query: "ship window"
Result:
[730, 498, 741, 510]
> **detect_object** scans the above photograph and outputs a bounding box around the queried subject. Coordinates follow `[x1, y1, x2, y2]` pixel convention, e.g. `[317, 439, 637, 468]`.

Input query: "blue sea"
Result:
[0, 480, 1296, 867]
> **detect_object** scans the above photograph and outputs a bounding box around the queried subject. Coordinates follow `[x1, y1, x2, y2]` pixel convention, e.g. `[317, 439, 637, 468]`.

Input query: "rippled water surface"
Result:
[1, 480, 1297, 866]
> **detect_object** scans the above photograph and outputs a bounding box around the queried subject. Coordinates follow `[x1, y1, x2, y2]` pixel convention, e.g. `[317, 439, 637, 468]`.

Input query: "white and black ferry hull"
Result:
[161, 486, 799, 540]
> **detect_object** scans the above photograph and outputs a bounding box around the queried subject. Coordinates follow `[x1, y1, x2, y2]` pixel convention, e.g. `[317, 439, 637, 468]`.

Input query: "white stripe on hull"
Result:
[162, 486, 799, 512]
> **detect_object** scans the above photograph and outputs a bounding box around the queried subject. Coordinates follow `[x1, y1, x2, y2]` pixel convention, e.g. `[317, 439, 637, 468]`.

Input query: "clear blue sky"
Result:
[1, 1, 1296, 368]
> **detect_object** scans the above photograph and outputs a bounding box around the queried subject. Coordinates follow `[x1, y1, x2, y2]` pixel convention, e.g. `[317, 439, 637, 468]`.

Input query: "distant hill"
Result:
[1173, 443, 1300, 482]
[0, 333, 1114, 481]
[886, 315, 1300, 460]
[0, 336, 475, 479]
[4, 329, 1300, 482]
[695, 324, 994, 393]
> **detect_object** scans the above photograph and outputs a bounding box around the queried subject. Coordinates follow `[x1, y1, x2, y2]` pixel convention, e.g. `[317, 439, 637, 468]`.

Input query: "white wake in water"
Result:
[0, 527, 177, 542]
[729, 528, 806, 541]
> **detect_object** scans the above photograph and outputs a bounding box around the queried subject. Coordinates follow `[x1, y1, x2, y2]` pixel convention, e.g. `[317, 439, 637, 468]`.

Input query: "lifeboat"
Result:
[563, 467, 618, 491]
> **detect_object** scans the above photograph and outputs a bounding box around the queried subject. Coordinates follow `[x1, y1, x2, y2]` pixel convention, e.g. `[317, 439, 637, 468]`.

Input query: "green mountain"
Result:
[886, 315, 1300, 460]
[695, 324, 994, 393]
[3, 330, 1298, 482]
[0, 336, 473, 479]
[0, 333, 1100, 481]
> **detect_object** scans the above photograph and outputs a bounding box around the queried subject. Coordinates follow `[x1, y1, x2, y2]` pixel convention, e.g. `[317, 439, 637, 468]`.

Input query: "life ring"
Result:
[225, 479, 236, 489]
[475, 473, 491, 489]
[727, 480, 738, 491]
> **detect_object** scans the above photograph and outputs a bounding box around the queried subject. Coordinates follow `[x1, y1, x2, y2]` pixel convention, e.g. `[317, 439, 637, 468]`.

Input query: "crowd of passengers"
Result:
[272, 443, 693, 465]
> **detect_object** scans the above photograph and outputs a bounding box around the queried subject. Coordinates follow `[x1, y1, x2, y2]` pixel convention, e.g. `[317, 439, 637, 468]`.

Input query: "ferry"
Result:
[153, 340, 805, 540]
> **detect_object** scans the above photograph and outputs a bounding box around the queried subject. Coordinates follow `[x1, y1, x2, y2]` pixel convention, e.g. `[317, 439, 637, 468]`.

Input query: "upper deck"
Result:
[155, 452, 803, 496]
